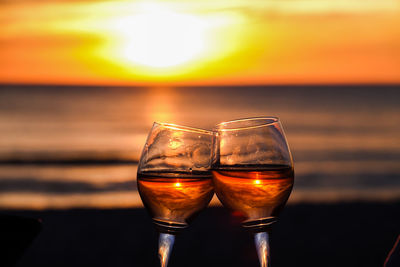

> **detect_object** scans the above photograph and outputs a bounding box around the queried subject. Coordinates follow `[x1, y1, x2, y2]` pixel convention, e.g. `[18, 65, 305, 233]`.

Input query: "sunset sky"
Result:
[0, 0, 399, 85]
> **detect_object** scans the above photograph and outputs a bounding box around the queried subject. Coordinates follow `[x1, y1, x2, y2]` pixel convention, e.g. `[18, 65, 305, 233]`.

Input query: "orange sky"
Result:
[0, 0, 399, 85]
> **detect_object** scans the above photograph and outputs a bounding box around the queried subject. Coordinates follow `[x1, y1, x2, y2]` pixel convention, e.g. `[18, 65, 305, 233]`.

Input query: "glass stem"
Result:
[158, 233, 175, 267]
[254, 232, 270, 267]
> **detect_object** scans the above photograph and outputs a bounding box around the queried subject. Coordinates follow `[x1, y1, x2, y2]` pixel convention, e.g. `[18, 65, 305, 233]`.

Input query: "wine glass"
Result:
[137, 122, 214, 267]
[211, 117, 294, 267]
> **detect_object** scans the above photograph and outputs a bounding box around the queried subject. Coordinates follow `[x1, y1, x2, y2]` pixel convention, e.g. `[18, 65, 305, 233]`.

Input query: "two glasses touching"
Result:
[137, 117, 294, 267]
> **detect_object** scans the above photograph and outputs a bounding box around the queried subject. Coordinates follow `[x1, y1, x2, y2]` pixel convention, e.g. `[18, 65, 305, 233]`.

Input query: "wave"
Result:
[0, 158, 139, 166]
[0, 178, 137, 194]
[293, 150, 400, 161]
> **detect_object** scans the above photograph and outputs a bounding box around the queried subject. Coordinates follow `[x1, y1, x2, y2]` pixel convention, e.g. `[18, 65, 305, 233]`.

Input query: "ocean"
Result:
[0, 85, 399, 209]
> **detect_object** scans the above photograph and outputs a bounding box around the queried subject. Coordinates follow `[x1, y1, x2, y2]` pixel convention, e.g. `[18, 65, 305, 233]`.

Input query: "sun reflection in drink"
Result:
[212, 166, 294, 223]
[137, 172, 214, 230]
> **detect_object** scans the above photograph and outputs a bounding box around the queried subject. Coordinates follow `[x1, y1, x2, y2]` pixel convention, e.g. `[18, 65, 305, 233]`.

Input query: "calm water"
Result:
[0, 85, 399, 209]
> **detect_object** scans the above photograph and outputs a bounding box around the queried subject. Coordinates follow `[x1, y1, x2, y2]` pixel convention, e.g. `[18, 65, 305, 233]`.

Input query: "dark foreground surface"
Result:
[3, 202, 400, 267]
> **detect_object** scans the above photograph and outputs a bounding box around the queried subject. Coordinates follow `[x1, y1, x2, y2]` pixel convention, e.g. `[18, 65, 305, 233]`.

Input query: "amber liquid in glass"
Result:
[212, 165, 294, 231]
[137, 171, 214, 233]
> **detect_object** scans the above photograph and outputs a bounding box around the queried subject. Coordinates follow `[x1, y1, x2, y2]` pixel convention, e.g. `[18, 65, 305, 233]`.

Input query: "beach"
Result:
[4, 201, 399, 267]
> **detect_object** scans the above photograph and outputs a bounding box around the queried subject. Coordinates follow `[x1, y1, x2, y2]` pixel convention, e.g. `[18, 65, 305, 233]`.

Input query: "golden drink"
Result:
[137, 171, 214, 233]
[212, 165, 294, 230]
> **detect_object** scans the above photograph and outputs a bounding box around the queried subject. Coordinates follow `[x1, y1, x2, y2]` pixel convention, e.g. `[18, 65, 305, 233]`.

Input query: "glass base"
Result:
[153, 218, 188, 234]
[242, 217, 277, 232]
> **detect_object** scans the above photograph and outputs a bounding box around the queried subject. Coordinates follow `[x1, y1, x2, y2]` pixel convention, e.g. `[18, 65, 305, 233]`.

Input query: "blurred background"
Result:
[0, 0, 399, 266]
[0, 86, 399, 209]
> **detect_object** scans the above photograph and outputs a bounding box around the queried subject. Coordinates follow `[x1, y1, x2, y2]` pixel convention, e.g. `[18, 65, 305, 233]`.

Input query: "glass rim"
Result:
[214, 116, 280, 132]
[154, 122, 213, 135]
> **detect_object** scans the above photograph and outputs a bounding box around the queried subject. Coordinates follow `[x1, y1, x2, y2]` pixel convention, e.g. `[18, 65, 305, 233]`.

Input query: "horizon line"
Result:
[1, 82, 399, 89]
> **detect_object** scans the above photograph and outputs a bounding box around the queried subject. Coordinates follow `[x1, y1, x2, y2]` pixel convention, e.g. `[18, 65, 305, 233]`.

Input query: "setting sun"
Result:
[115, 3, 207, 68]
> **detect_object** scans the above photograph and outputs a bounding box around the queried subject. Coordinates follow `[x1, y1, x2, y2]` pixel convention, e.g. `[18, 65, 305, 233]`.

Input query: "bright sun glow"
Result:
[113, 3, 207, 68]
[38, 0, 245, 79]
